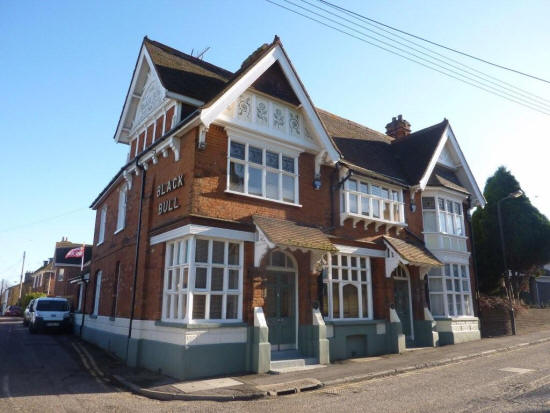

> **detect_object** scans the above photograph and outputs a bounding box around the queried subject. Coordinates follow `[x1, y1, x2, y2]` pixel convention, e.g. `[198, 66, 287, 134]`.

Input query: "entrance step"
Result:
[269, 350, 325, 374]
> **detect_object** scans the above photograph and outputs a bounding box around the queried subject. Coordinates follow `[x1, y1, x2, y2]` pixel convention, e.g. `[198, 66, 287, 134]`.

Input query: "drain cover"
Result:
[256, 378, 322, 396]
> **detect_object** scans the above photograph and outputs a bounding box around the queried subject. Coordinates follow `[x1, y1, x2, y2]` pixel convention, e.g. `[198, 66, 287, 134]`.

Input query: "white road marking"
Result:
[499, 367, 535, 374]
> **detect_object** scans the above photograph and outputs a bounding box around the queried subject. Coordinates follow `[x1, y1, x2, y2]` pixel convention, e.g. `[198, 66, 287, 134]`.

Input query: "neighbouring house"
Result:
[50, 238, 92, 309]
[79, 36, 486, 380]
[530, 264, 550, 306]
[29, 259, 55, 295]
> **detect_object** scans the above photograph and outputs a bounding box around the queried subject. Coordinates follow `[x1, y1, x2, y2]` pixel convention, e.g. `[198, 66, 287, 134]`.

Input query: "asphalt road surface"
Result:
[1, 316, 549, 412]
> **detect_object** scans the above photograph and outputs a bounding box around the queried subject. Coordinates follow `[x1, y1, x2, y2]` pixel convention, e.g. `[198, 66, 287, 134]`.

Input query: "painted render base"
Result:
[435, 317, 481, 346]
[74, 314, 249, 380]
[72, 314, 479, 380]
[326, 320, 399, 361]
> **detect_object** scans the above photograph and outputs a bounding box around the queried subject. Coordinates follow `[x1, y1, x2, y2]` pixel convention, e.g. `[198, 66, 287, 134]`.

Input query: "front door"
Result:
[265, 269, 296, 351]
[394, 276, 413, 341]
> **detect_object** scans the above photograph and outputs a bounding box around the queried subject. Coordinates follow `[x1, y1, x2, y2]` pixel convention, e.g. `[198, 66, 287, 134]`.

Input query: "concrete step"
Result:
[269, 350, 321, 373]
[269, 364, 326, 375]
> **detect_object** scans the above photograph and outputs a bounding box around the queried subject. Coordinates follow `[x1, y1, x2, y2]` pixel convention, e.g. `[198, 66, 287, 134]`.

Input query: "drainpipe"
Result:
[79, 274, 89, 337]
[330, 164, 352, 228]
[467, 197, 481, 318]
[126, 161, 146, 362]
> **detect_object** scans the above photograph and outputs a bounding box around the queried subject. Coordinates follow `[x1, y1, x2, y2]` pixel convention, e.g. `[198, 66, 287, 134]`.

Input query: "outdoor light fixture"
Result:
[409, 200, 416, 212]
[313, 176, 322, 190]
[510, 189, 524, 198]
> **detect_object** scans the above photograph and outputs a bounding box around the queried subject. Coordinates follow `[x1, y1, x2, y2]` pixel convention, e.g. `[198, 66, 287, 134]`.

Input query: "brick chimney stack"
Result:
[385, 114, 411, 139]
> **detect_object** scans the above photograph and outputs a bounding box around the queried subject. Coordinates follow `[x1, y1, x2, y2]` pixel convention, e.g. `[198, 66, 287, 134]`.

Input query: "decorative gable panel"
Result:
[134, 73, 165, 128]
[219, 90, 317, 152]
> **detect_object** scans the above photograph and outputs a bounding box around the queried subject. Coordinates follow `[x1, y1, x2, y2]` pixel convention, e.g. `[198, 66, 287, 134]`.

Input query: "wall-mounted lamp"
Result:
[409, 200, 417, 213]
[313, 175, 322, 190]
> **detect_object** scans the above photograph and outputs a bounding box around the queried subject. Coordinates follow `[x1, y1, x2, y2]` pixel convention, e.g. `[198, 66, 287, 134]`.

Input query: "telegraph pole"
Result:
[18, 251, 26, 300]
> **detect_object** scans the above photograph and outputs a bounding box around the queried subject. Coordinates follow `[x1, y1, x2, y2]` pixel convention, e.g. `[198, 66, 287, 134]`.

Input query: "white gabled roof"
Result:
[419, 123, 486, 207]
[199, 39, 341, 164]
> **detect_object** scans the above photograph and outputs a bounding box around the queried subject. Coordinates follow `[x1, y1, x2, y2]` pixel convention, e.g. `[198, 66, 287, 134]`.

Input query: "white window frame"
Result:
[161, 235, 244, 324]
[323, 253, 373, 320]
[428, 263, 473, 317]
[422, 195, 465, 236]
[93, 271, 102, 316]
[57, 268, 64, 282]
[226, 137, 300, 207]
[341, 177, 405, 224]
[98, 206, 107, 245]
[115, 185, 127, 234]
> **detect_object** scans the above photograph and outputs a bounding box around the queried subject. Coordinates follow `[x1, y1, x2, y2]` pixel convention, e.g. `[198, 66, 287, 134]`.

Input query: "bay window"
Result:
[422, 195, 467, 252]
[428, 263, 473, 317]
[342, 177, 405, 224]
[322, 253, 372, 320]
[227, 139, 299, 205]
[162, 236, 243, 323]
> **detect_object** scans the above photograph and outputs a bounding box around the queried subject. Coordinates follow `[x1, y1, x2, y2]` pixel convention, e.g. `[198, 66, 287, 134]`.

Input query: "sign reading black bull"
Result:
[156, 175, 184, 215]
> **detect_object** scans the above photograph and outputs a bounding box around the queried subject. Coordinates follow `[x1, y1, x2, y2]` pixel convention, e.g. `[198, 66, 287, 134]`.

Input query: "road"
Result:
[1, 316, 549, 412]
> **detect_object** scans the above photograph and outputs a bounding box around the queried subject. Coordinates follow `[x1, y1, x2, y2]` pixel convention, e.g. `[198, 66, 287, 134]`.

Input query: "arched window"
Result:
[323, 253, 372, 320]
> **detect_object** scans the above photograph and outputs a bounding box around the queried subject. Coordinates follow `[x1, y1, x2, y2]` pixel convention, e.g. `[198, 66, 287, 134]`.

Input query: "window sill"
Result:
[114, 227, 124, 235]
[155, 320, 247, 329]
[96, 241, 104, 246]
[423, 232, 467, 239]
[433, 316, 478, 321]
[224, 189, 302, 208]
[324, 318, 378, 326]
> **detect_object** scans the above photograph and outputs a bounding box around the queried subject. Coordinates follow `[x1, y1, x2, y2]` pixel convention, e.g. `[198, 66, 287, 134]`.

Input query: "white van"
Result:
[28, 297, 72, 333]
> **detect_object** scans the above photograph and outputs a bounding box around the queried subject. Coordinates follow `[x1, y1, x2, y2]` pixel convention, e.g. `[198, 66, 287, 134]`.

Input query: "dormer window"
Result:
[341, 177, 405, 229]
[227, 138, 299, 205]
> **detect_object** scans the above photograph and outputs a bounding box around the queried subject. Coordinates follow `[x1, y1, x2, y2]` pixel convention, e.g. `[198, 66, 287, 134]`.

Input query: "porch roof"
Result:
[383, 235, 442, 267]
[253, 215, 336, 252]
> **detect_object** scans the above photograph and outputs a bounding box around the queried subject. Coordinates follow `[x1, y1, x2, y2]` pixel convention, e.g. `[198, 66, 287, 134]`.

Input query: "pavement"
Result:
[2, 315, 550, 412]
[79, 324, 550, 402]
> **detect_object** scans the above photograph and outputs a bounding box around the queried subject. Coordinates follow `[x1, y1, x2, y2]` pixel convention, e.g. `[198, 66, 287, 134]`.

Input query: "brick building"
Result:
[29, 259, 55, 295]
[78, 36, 486, 380]
[47, 239, 93, 308]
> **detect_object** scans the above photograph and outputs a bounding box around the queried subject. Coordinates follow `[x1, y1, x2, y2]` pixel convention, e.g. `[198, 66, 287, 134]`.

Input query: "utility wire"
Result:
[282, 0, 550, 113]
[318, 0, 550, 85]
[308, 0, 550, 106]
[266, 0, 550, 116]
[0, 207, 89, 234]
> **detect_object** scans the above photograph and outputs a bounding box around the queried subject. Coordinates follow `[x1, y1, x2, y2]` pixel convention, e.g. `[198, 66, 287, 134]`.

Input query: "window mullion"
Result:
[187, 236, 196, 323]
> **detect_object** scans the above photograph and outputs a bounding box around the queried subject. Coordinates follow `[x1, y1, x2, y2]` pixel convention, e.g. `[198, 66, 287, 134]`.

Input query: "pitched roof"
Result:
[316, 105, 450, 187]
[317, 109, 392, 143]
[253, 215, 336, 252]
[383, 234, 442, 267]
[427, 165, 469, 194]
[145, 38, 231, 103]
[54, 243, 93, 266]
[391, 120, 449, 185]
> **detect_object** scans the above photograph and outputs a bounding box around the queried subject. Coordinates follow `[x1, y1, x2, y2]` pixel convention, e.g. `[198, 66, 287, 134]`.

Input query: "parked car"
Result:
[4, 305, 22, 317]
[23, 299, 35, 326]
[28, 297, 71, 333]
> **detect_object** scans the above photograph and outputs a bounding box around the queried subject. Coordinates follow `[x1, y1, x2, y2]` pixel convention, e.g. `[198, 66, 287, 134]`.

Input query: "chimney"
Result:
[385, 114, 411, 139]
[43, 260, 48, 267]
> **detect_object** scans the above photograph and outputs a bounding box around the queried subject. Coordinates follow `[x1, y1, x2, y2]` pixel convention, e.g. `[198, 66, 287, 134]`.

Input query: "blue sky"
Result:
[1, 0, 549, 284]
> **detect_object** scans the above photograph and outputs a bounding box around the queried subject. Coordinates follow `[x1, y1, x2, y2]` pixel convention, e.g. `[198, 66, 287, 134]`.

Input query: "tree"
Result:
[472, 167, 550, 297]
